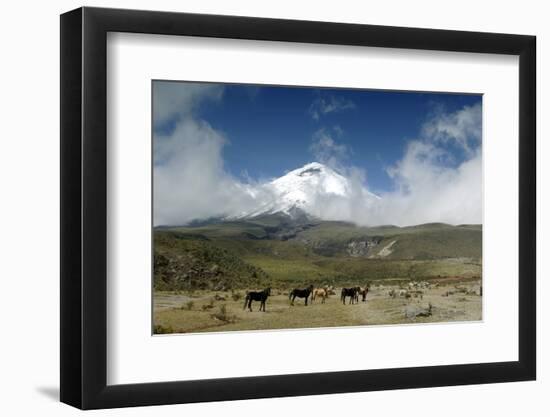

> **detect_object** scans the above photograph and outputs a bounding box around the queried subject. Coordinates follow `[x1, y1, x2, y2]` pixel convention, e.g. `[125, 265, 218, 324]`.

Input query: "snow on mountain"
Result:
[232, 162, 380, 220]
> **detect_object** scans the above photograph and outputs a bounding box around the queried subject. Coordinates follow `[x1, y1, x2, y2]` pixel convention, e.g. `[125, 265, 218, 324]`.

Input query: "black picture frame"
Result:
[60, 6, 536, 410]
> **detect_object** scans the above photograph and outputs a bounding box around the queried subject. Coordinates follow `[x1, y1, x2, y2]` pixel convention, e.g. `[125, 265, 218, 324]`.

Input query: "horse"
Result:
[356, 286, 369, 303]
[243, 287, 271, 312]
[341, 287, 358, 305]
[289, 285, 314, 306]
[351, 286, 363, 303]
[312, 287, 329, 304]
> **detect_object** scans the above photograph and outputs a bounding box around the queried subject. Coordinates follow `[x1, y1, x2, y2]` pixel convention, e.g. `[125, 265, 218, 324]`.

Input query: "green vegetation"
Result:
[154, 231, 268, 291]
[154, 216, 482, 291]
[153, 216, 482, 334]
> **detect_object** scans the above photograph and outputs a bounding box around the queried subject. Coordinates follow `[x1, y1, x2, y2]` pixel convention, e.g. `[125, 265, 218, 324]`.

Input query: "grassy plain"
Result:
[154, 280, 482, 334]
[153, 218, 482, 334]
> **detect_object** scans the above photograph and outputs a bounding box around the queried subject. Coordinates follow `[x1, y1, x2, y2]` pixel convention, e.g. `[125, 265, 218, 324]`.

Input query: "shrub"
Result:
[201, 299, 214, 311]
[211, 304, 236, 323]
[153, 324, 174, 334]
[180, 300, 194, 311]
[231, 291, 242, 301]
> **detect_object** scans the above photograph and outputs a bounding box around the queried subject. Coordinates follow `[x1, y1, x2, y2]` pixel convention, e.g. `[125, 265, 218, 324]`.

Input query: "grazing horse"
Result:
[289, 285, 314, 306]
[341, 287, 358, 305]
[243, 288, 271, 312]
[312, 287, 329, 304]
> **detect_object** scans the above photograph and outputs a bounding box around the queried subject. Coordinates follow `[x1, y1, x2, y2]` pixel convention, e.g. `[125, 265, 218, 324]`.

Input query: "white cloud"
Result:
[154, 116, 263, 226]
[362, 103, 482, 226]
[310, 166, 379, 223]
[153, 82, 260, 226]
[368, 147, 482, 226]
[153, 81, 223, 126]
[309, 95, 355, 120]
[309, 127, 350, 169]
[421, 102, 482, 156]
[301, 103, 482, 226]
[154, 86, 482, 228]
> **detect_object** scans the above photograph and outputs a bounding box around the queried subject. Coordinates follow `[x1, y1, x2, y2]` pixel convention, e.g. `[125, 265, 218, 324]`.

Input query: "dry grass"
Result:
[153, 280, 482, 334]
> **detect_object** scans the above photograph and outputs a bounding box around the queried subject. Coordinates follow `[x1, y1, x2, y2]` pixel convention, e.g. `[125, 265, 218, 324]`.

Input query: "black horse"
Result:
[243, 288, 271, 312]
[341, 287, 359, 305]
[289, 285, 314, 306]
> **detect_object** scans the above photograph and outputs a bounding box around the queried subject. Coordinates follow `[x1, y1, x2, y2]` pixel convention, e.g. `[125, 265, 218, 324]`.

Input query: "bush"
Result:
[201, 299, 214, 311]
[153, 324, 174, 334]
[211, 304, 236, 323]
[231, 291, 242, 301]
[180, 300, 194, 310]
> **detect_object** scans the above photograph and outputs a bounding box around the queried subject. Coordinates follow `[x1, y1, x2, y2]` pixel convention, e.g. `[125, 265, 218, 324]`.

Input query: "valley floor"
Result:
[153, 279, 482, 334]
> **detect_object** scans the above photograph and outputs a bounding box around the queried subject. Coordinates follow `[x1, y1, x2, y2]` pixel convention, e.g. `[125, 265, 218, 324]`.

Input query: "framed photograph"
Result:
[60, 7, 536, 409]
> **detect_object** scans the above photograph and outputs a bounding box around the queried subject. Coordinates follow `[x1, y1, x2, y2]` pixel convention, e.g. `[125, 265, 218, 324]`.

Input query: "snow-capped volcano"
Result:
[234, 162, 380, 219]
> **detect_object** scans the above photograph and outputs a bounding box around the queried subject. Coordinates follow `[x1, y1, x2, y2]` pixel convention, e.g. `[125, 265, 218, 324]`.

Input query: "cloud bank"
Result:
[368, 103, 482, 226]
[153, 83, 258, 225]
[155, 116, 252, 225]
[153, 84, 482, 227]
[153, 81, 223, 126]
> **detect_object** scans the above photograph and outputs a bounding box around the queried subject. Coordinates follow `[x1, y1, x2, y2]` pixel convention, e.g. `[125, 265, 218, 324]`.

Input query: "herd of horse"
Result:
[243, 284, 369, 312]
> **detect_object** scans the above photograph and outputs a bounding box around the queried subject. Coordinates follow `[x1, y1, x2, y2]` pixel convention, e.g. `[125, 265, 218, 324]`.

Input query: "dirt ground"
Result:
[153, 280, 482, 334]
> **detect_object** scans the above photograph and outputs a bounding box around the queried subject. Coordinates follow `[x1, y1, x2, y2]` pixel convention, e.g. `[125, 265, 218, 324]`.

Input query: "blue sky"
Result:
[153, 81, 482, 226]
[153, 81, 481, 194]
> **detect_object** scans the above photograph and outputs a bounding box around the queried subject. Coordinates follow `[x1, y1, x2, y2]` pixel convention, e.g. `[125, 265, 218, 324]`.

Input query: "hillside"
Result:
[154, 216, 482, 290]
[166, 217, 481, 259]
[154, 232, 269, 291]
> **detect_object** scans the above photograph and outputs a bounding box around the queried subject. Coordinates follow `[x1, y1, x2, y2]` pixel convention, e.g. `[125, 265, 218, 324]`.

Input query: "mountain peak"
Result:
[232, 162, 379, 220]
[272, 162, 348, 199]
[296, 161, 327, 173]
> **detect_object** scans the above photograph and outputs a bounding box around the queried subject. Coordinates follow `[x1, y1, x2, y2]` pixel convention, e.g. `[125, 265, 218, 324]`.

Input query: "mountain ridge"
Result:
[154, 216, 482, 291]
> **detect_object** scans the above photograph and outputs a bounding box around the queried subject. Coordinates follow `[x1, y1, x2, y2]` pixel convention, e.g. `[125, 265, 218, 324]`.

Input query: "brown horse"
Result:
[356, 286, 369, 302]
[312, 287, 329, 304]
